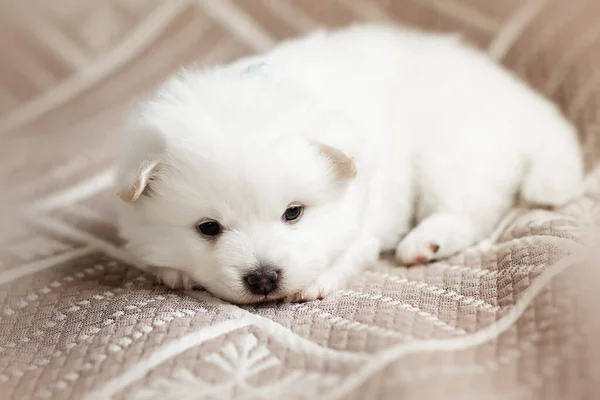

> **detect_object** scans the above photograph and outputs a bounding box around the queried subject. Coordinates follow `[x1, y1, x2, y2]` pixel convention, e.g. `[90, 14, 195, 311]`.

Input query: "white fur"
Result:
[115, 24, 583, 304]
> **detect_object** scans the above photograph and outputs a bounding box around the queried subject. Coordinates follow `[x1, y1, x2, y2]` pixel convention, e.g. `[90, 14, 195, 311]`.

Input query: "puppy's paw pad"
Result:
[156, 268, 198, 290]
[413, 255, 431, 264]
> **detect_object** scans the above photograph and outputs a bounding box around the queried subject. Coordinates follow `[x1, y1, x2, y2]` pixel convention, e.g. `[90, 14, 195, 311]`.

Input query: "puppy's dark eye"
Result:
[282, 205, 304, 223]
[197, 221, 222, 237]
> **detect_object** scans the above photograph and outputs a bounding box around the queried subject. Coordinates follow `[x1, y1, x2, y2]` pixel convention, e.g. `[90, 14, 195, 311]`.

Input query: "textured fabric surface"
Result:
[0, 1, 599, 399]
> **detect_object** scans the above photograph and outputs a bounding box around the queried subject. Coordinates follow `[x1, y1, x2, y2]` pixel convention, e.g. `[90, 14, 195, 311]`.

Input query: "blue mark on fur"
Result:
[241, 61, 271, 76]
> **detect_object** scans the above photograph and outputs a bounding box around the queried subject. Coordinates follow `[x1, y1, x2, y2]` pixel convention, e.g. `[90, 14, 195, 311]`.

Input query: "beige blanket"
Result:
[1, 1, 599, 399]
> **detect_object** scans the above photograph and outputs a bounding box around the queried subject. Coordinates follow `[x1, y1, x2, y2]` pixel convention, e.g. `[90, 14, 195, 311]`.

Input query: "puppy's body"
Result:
[116, 24, 583, 303]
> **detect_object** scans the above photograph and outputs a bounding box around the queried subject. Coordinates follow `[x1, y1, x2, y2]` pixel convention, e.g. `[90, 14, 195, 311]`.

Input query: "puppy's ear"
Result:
[119, 159, 160, 203]
[116, 122, 166, 203]
[316, 142, 357, 181]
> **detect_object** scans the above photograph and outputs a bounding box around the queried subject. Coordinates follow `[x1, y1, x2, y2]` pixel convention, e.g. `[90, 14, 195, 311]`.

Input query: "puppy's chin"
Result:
[194, 277, 314, 305]
[172, 264, 323, 304]
[221, 292, 291, 305]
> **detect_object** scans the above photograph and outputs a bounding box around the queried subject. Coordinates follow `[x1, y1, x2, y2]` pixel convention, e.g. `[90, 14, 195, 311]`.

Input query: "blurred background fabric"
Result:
[0, 1, 599, 399]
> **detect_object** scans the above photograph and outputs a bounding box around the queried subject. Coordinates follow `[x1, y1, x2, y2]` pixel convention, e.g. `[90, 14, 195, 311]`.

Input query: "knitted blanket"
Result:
[1, 1, 598, 399]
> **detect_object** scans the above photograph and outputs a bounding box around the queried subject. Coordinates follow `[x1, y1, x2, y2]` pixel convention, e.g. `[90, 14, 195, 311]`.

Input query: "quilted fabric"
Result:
[0, 1, 599, 399]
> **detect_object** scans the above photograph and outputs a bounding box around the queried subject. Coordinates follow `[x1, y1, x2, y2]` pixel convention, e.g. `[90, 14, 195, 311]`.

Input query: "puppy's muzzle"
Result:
[243, 265, 281, 296]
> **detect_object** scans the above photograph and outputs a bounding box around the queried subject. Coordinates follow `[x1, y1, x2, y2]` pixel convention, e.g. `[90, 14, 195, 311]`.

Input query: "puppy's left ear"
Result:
[316, 142, 357, 182]
[308, 114, 360, 183]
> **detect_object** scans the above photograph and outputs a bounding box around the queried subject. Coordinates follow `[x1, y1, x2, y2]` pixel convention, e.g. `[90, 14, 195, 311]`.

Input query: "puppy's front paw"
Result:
[155, 267, 199, 290]
[395, 213, 477, 265]
[395, 237, 440, 265]
[284, 273, 340, 303]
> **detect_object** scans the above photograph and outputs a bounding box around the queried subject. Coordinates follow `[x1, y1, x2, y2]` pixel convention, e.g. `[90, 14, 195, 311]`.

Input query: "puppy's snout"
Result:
[244, 266, 281, 296]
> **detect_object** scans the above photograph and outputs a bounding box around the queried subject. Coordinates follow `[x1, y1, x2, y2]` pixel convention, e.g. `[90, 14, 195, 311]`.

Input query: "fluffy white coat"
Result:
[115, 24, 583, 304]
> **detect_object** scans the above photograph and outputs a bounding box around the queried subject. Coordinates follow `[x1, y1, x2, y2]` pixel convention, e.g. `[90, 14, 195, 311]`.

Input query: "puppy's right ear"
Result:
[116, 122, 166, 203]
[118, 159, 160, 203]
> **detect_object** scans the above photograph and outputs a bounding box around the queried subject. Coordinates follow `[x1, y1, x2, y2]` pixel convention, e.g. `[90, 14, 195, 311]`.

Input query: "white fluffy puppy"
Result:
[115, 24, 583, 304]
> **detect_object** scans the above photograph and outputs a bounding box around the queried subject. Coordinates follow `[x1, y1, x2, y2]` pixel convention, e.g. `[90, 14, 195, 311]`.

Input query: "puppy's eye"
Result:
[282, 205, 304, 223]
[197, 221, 222, 237]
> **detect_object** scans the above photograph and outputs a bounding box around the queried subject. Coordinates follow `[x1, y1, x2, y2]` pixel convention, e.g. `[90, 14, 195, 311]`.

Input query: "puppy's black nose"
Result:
[244, 267, 280, 296]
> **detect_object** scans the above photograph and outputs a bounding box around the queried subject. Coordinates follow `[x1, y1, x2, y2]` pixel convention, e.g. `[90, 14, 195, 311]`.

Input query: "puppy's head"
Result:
[115, 67, 364, 303]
